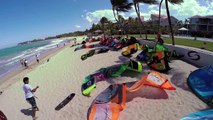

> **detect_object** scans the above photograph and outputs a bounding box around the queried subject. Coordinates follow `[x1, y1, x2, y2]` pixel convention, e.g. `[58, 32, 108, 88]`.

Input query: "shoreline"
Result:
[0, 42, 72, 92]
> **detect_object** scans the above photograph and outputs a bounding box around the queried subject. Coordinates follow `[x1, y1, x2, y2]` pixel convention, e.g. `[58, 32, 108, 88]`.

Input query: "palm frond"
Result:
[133, 0, 158, 4]
[117, 3, 133, 12]
[168, 0, 183, 4]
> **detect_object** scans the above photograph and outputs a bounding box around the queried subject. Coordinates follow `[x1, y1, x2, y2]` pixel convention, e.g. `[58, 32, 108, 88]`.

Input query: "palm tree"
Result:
[111, 0, 132, 21]
[105, 21, 115, 35]
[184, 18, 189, 35]
[165, 0, 183, 45]
[99, 17, 109, 37]
[158, 0, 163, 33]
[110, 0, 132, 37]
[133, 0, 158, 39]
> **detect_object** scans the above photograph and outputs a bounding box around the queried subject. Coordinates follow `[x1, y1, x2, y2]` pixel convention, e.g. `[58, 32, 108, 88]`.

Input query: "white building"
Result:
[189, 15, 213, 35]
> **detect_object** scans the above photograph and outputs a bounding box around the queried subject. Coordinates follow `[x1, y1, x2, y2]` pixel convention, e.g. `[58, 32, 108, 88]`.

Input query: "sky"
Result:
[0, 0, 212, 49]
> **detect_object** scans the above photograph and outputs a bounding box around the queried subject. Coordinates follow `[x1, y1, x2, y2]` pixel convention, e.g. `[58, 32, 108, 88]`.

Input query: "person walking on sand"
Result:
[35, 54, 39, 63]
[24, 59, 28, 68]
[20, 58, 24, 67]
[22, 77, 39, 120]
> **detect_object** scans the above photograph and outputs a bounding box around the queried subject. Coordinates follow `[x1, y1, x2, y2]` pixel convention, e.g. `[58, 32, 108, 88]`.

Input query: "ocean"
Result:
[0, 38, 70, 81]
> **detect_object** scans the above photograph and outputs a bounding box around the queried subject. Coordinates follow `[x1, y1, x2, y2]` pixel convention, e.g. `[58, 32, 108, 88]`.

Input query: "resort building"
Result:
[150, 14, 179, 26]
[188, 15, 213, 37]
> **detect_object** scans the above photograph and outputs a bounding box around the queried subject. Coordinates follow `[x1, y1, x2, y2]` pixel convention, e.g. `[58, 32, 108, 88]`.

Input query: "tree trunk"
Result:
[113, 8, 118, 22]
[158, 0, 163, 33]
[165, 0, 175, 45]
[102, 25, 105, 39]
[113, 9, 124, 37]
[134, 3, 147, 40]
[115, 11, 127, 37]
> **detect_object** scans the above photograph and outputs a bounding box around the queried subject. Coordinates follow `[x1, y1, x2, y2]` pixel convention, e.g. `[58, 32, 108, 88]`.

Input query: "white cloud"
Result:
[129, 8, 167, 21]
[75, 25, 81, 28]
[129, 12, 137, 17]
[84, 9, 128, 23]
[129, 11, 150, 20]
[139, 3, 145, 6]
[132, 0, 213, 21]
[166, 0, 212, 17]
[148, 5, 158, 10]
[84, 0, 212, 24]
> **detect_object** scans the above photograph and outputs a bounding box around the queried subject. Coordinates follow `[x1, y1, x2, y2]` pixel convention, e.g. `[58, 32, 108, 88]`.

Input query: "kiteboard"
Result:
[81, 60, 142, 96]
[187, 65, 213, 107]
[55, 93, 75, 111]
[81, 48, 109, 60]
[180, 109, 213, 120]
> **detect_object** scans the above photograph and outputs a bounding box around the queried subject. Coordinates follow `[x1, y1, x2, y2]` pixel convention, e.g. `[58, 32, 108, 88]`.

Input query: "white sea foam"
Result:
[0, 39, 70, 81]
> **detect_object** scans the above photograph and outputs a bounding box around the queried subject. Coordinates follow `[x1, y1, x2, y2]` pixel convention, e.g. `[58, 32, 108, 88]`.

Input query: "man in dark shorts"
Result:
[22, 77, 39, 120]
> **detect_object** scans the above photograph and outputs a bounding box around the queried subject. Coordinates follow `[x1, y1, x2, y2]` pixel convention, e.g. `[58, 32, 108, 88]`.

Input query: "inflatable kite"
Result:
[121, 43, 142, 57]
[81, 48, 109, 60]
[137, 43, 172, 72]
[180, 109, 213, 120]
[81, 60, 143, 96]
[74, 44, 94, 51]
[0, 111, 7, 120]
[99, 36, 140, 51]
[187, 65, 213, 107]
[87, 71, 175, 120]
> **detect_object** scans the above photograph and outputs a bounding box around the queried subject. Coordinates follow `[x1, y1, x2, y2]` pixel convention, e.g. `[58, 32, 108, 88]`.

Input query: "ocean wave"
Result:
[0, 39, 66, 79]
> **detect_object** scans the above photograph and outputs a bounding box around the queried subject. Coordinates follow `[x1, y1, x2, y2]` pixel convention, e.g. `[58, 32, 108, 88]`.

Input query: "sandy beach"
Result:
[0, 39, 209, 120]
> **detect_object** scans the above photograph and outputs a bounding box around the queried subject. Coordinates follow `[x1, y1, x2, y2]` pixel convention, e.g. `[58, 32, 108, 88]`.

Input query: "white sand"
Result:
[0, 41, 208, 120]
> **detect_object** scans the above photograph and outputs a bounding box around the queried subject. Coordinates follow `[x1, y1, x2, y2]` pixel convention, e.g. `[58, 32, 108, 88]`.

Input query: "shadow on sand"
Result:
[170, 70, 190, 91]
[20, 108, 32, 117]
[115, 56, 130, 63]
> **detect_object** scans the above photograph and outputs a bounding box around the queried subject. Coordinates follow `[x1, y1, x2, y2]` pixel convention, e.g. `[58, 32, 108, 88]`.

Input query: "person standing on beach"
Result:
[35, 54, 39, 63]
[20, 58, 24, 66]
[74, 38, 77, 45]
[24, 59, 28, 68]
[22, 77, 39, 120]
[156, 33, 164, 44]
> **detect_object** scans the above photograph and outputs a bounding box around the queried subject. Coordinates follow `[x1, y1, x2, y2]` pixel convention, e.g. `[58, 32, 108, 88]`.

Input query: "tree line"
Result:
[47, 0, 185, 46]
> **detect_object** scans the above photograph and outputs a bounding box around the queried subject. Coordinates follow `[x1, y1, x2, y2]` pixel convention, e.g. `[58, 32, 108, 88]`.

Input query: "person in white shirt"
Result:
[23, 77, 39, 120]
[35, 54, 39, 63]
[24, 59, 28, 68]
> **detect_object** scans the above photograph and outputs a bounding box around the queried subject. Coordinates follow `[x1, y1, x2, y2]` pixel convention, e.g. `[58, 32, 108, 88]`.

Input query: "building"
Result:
[188, 15, 213, 37]
[151, 14, 167, 21]
[150, 14, 179, 26]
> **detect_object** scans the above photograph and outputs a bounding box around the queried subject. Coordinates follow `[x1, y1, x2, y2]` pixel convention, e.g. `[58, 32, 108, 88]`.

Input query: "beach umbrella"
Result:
[94, 30, 102, 33]
[178, 27, 188, 31]
[178, 27, 188, 35]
